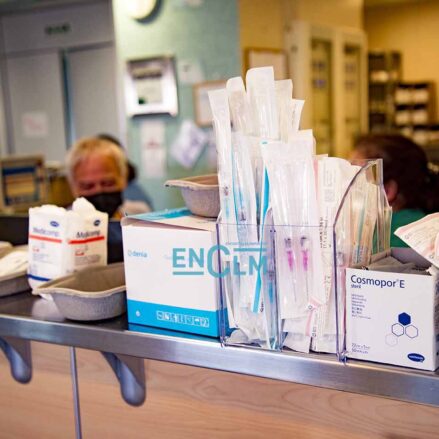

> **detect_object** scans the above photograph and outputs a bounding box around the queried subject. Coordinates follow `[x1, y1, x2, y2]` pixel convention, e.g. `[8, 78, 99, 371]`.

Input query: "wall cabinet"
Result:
[6, 52, 67, 161]
[0, 1, 122, 161]
[285, 21, 367, 157]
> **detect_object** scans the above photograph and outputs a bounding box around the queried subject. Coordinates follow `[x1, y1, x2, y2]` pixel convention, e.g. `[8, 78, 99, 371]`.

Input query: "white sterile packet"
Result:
[248, 136, 264, 221]
[210, 85, 270, 346]
[227, 76, 254, 135]
[262, 132, 324, 353]
[246, 67, 278, 308]
[209, 89, 240, 330]
[227, 78, 259, 309]
[275, 79, 293, 143]
[395, 213, 439, 268]
[291, 99, 305, 134]
[244, 68, 281, 347]
[288, 131, 326, 310]
[246, 66, 278, 242]
[350, 172, 378, 267]
[312, 158, 358, 353]
[28, 198, 108, 290]
[208, 88, 238, 241]
[262, 141, 300, 320]
[246, 67, 279, 140]
[317, 158, 357, 304]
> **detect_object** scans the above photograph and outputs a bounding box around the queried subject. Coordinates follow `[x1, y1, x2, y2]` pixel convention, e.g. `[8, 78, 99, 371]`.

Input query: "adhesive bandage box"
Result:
[346, 249, 439, 371]
[121, 208, 220, 337]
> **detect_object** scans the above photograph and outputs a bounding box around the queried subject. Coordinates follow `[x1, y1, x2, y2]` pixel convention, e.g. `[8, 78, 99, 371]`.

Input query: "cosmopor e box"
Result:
[346, 248, 439, 371]
[121, 208, 220, 337]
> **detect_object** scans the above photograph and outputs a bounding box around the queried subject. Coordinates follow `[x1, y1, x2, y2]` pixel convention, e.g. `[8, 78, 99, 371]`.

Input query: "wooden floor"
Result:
[1, 341, 439, 438]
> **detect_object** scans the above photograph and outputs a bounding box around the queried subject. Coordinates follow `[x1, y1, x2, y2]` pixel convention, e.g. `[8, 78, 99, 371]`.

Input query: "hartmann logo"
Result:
[350, 274, 405, 289]
[408, 353, 425, 363]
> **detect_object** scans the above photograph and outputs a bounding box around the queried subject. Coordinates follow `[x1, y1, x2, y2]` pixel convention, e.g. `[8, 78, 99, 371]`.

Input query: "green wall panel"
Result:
[113, 0, 240, 210]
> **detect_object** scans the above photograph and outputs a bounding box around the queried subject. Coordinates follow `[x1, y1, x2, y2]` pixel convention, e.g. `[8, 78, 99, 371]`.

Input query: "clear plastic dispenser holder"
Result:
[334, 159, 390, 360]
[216, 160, 390, 358]
[216, 209, 281, 350]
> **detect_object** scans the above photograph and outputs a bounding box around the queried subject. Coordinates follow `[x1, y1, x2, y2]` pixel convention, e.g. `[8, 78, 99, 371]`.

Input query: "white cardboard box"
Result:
[121, 208, 220, 337]
[346, 248, 439, 371]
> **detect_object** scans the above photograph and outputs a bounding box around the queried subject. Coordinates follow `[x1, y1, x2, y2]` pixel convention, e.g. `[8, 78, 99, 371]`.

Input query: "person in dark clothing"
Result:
[352, 134, 438, 247]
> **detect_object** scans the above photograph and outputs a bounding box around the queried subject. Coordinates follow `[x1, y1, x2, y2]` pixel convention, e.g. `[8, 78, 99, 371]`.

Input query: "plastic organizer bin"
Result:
[216, 160, 390, 358]
[216, 210, 280, 350]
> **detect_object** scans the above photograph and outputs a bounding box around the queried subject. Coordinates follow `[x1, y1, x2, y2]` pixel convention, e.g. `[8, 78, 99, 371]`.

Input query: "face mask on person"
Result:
[85, 191, 123, 217]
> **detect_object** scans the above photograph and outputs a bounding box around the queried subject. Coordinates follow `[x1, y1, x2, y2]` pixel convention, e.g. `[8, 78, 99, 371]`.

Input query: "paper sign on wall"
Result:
[171, 119, 207, 169]
[177, 59, 205, 85]
[22, 112, 48, 138]
[140, 120, 166, 179]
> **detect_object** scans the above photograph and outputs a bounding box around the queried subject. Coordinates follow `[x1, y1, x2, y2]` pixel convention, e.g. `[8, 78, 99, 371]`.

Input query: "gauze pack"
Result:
[28, 198, 108, 289]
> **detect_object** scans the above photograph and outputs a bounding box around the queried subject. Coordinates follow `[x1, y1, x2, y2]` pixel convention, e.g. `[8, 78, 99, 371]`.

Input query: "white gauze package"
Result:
[28, 198, 108, 289]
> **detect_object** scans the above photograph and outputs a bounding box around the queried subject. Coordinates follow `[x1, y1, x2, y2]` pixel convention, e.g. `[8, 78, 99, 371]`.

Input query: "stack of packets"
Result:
[208, 66, 391, 353]
[395, 213, 439, 271]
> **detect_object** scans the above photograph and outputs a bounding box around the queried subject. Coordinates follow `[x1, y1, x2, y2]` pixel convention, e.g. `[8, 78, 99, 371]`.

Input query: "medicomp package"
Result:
[346, 248, 439, 371]
[121, 208, 220, 337]
[28, 198, 108, 289]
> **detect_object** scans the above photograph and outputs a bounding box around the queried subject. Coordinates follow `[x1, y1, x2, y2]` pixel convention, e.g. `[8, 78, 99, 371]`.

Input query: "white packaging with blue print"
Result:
[346, 248, 439, 371]
[121, 208, 220, 337]
[28, 198, 108, 290]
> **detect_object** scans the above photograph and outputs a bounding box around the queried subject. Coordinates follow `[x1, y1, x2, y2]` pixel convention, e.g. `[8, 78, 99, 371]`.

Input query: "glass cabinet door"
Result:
[311, 39, 333, 155]
[6, 52, 67, 161]
[344, 44, 362, 150]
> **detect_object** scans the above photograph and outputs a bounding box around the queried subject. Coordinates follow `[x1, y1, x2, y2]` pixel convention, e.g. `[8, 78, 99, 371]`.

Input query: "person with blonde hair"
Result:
[66, 136, 151, 218]
[96, 133, 153, 208]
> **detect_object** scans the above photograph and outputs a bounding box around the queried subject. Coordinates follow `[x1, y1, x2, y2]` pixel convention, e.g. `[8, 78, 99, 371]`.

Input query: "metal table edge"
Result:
[0, 313, 438, 407]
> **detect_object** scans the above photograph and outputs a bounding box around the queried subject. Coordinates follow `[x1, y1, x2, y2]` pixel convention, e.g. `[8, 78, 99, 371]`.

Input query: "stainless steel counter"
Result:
[1, 292, 439, 407]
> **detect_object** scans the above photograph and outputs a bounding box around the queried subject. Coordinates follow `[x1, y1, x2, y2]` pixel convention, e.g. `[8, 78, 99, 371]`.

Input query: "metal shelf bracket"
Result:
[0, 336, 32, 383]
[101, 352, 146, 406]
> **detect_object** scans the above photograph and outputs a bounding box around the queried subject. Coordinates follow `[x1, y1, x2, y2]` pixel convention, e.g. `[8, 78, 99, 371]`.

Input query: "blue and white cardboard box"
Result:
[121, 208, 220, 337]
[346, 248, 439, 371]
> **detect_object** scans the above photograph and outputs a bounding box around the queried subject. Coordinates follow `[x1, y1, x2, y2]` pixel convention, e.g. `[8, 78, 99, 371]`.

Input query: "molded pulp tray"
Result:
[33, 263, 126, 321]
[0, 245, 29, 297]
[0, 272, 29, 297]
[165, 174, 220, 218]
